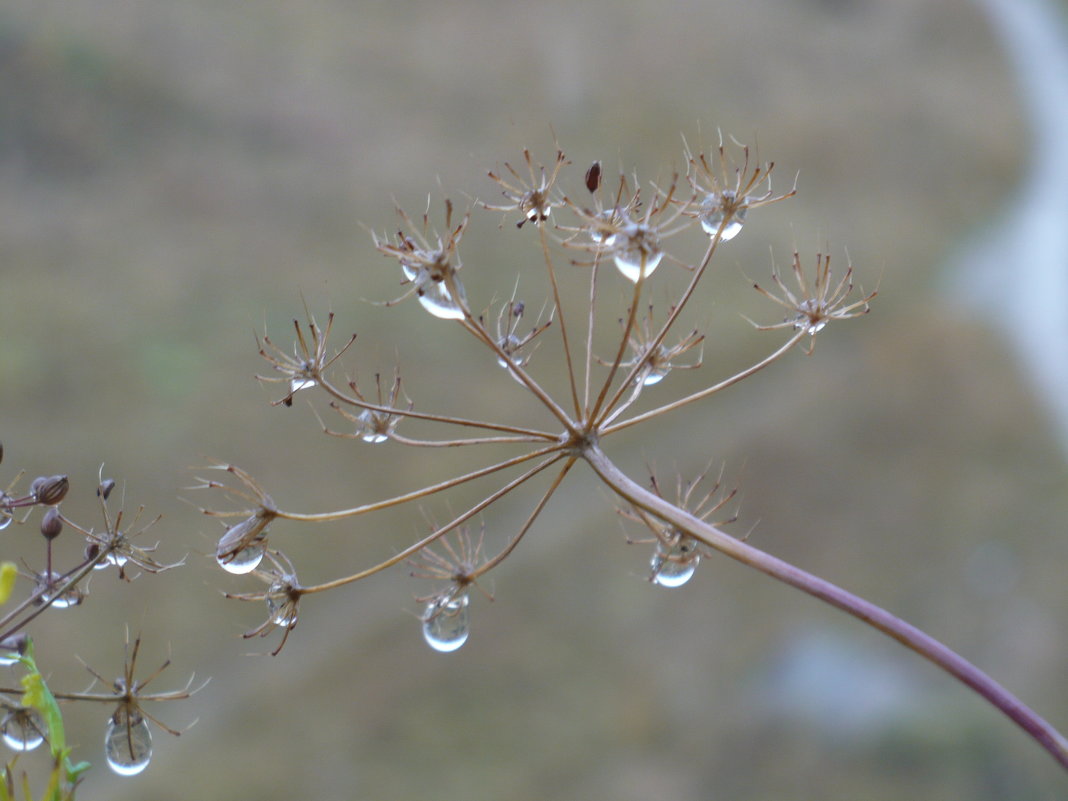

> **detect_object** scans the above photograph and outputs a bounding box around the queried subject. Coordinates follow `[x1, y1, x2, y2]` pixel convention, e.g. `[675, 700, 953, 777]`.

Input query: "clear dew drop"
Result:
[356, 410, 391, 444]
[422, 592, 470, 653]
[607, 234, 663, 283]
[290, 377, 316, 394]
[0, 653, 19, 667]
[416, 278, 467, 320]
[105, 711, 153, 777]
[639, 364, 670, 386]
[94, 551, 129, 571]
[266, 580, 297, 627]
[1, 707, 45, 752]
[650, 535, 700, 588]
[33, 571, 84, 609]
[700, 203, 747, 241]
[216, 542, 266, 575]
[0, 512, 11, 531]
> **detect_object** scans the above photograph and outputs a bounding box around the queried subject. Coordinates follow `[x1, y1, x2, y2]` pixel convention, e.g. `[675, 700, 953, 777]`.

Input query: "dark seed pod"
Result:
[40, 507, 63, 540]
[85, 541, 101, 561]
[32, 475, 70, 506]
[585, 161, 602, 193]
[97, 478, 116, 500]
[0, 441, 4, 465]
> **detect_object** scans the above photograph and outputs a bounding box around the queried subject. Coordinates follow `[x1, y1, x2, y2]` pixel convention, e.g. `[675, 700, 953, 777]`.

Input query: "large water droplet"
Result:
[417, 278, 467, 320]
[216, 542, 266, 575]
[357, 409, 392, 444]
[94, 551, 129, 571]
[650, 535, 700, 588]
[422, 592, 470, 653]
[639, 364, 670, 386]
[1, 707, 45, 752]
[105, 711, 152, 776]
[0, 512, 11, 531]
[608, 233, 663, 283]
[290, 377, 316, 394]
[266, 580, 297, 627]
[700, 203, 747, 240]
[33, 571, 84, 609]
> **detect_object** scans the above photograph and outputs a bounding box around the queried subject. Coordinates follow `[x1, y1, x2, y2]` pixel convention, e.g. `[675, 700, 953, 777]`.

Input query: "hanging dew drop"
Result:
[1, 707, 45, 752]
[700, 202, 747, 240]
[216, 542, 266, 575]
[416, 278, 467, 320]
[650, 535, 700, 588]
[422, 592, 470, 653]
[266, 580, 297, 627]
[290, 377, 316, 394]
[608, 232, 663, 283]
[0, 512, 11, 531]
[105, 711, 153, 777]
[33, 571, 84, 608]
[357, 409, 391, 444]
[640, 364, 670, 386]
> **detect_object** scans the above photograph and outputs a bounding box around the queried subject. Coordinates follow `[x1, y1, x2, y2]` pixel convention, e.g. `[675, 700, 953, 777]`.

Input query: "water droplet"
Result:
[793, 299, 827, 335]
[105, 710, 152, 776]
[216, 542, 265, 575]
[290, 377, 316, 394]
[33, 571, 84, 608]
[266, 580, 297, 627]
[0, 653, 19, 667]
[607, 226, 663, 282]
[650, 534, 700, 588]
[422, 592, 470, 653]
[357, 409, 392, 443]
[94, 551, 129, 571]
[700, 202, 747, 240]
[639, 364, 670, 386]
[416, 278, 467, 320]
[1, 707, 45, 752]
[0, 512, 11, 531]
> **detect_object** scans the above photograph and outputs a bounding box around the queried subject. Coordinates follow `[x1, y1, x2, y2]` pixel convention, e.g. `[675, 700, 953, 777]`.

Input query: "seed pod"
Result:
[585, 161, 602, 193]
[40, 507, 63, 540]
[97, 479, 116, 500]
[32, 475, 69, 506]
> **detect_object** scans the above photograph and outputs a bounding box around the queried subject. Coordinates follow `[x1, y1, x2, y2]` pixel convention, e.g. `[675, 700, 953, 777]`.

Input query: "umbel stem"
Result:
[583, 444, 1068, 771]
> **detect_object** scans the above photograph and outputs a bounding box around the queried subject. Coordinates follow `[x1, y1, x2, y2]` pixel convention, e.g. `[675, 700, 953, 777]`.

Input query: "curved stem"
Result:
[277, 442, 564, 523]
[601, 329, 806, 437]
[583, 443, 1068, 772]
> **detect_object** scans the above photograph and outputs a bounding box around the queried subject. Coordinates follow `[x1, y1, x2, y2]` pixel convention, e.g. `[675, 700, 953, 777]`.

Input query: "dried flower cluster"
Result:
[197, 134, 1068, 775]
[206, 134, 840, 654]
[0, 448, 194, 797]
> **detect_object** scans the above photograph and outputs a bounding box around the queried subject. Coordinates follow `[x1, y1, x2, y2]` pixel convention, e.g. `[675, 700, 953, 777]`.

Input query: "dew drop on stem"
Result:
[422, 592, 470, 653]
[1, 707, 45, 752]
[105, 710, 153, 777]
[650, 534, 700, 588]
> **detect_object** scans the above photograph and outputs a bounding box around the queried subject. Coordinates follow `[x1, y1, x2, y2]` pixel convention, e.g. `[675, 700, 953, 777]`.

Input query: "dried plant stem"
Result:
[603, 329, 807, 436]
[583, 443, 1068, 771]
[299, 452, 566, 592]
[537, 223, 582, 417]
[276, 442, 564, 523]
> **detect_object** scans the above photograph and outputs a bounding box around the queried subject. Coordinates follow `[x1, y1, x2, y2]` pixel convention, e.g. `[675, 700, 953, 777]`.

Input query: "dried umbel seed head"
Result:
[30, 475, 69, 506]
[39, 507, 63, 540]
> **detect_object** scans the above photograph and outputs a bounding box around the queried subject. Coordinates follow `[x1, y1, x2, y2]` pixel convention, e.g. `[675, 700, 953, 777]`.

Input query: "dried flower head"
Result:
[681, 132, 796, 241]
[256, 310, 357, 407]
[373, 199, 471, 320]
[485, 145, 569, 228]
[750, 250, 875, 352]
[223, 550, 302, 656]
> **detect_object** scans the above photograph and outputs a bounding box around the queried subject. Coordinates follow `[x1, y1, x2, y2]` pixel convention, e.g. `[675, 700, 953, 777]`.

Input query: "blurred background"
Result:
[2, 0, 1067, 798]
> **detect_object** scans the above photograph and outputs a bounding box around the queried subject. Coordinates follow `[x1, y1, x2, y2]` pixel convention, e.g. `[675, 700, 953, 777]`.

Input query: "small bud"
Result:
[585, 161, 602, 193]
[31, 475, 69, 506]
[97, 478, 116, 500]
[40, 507, 63, 540]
